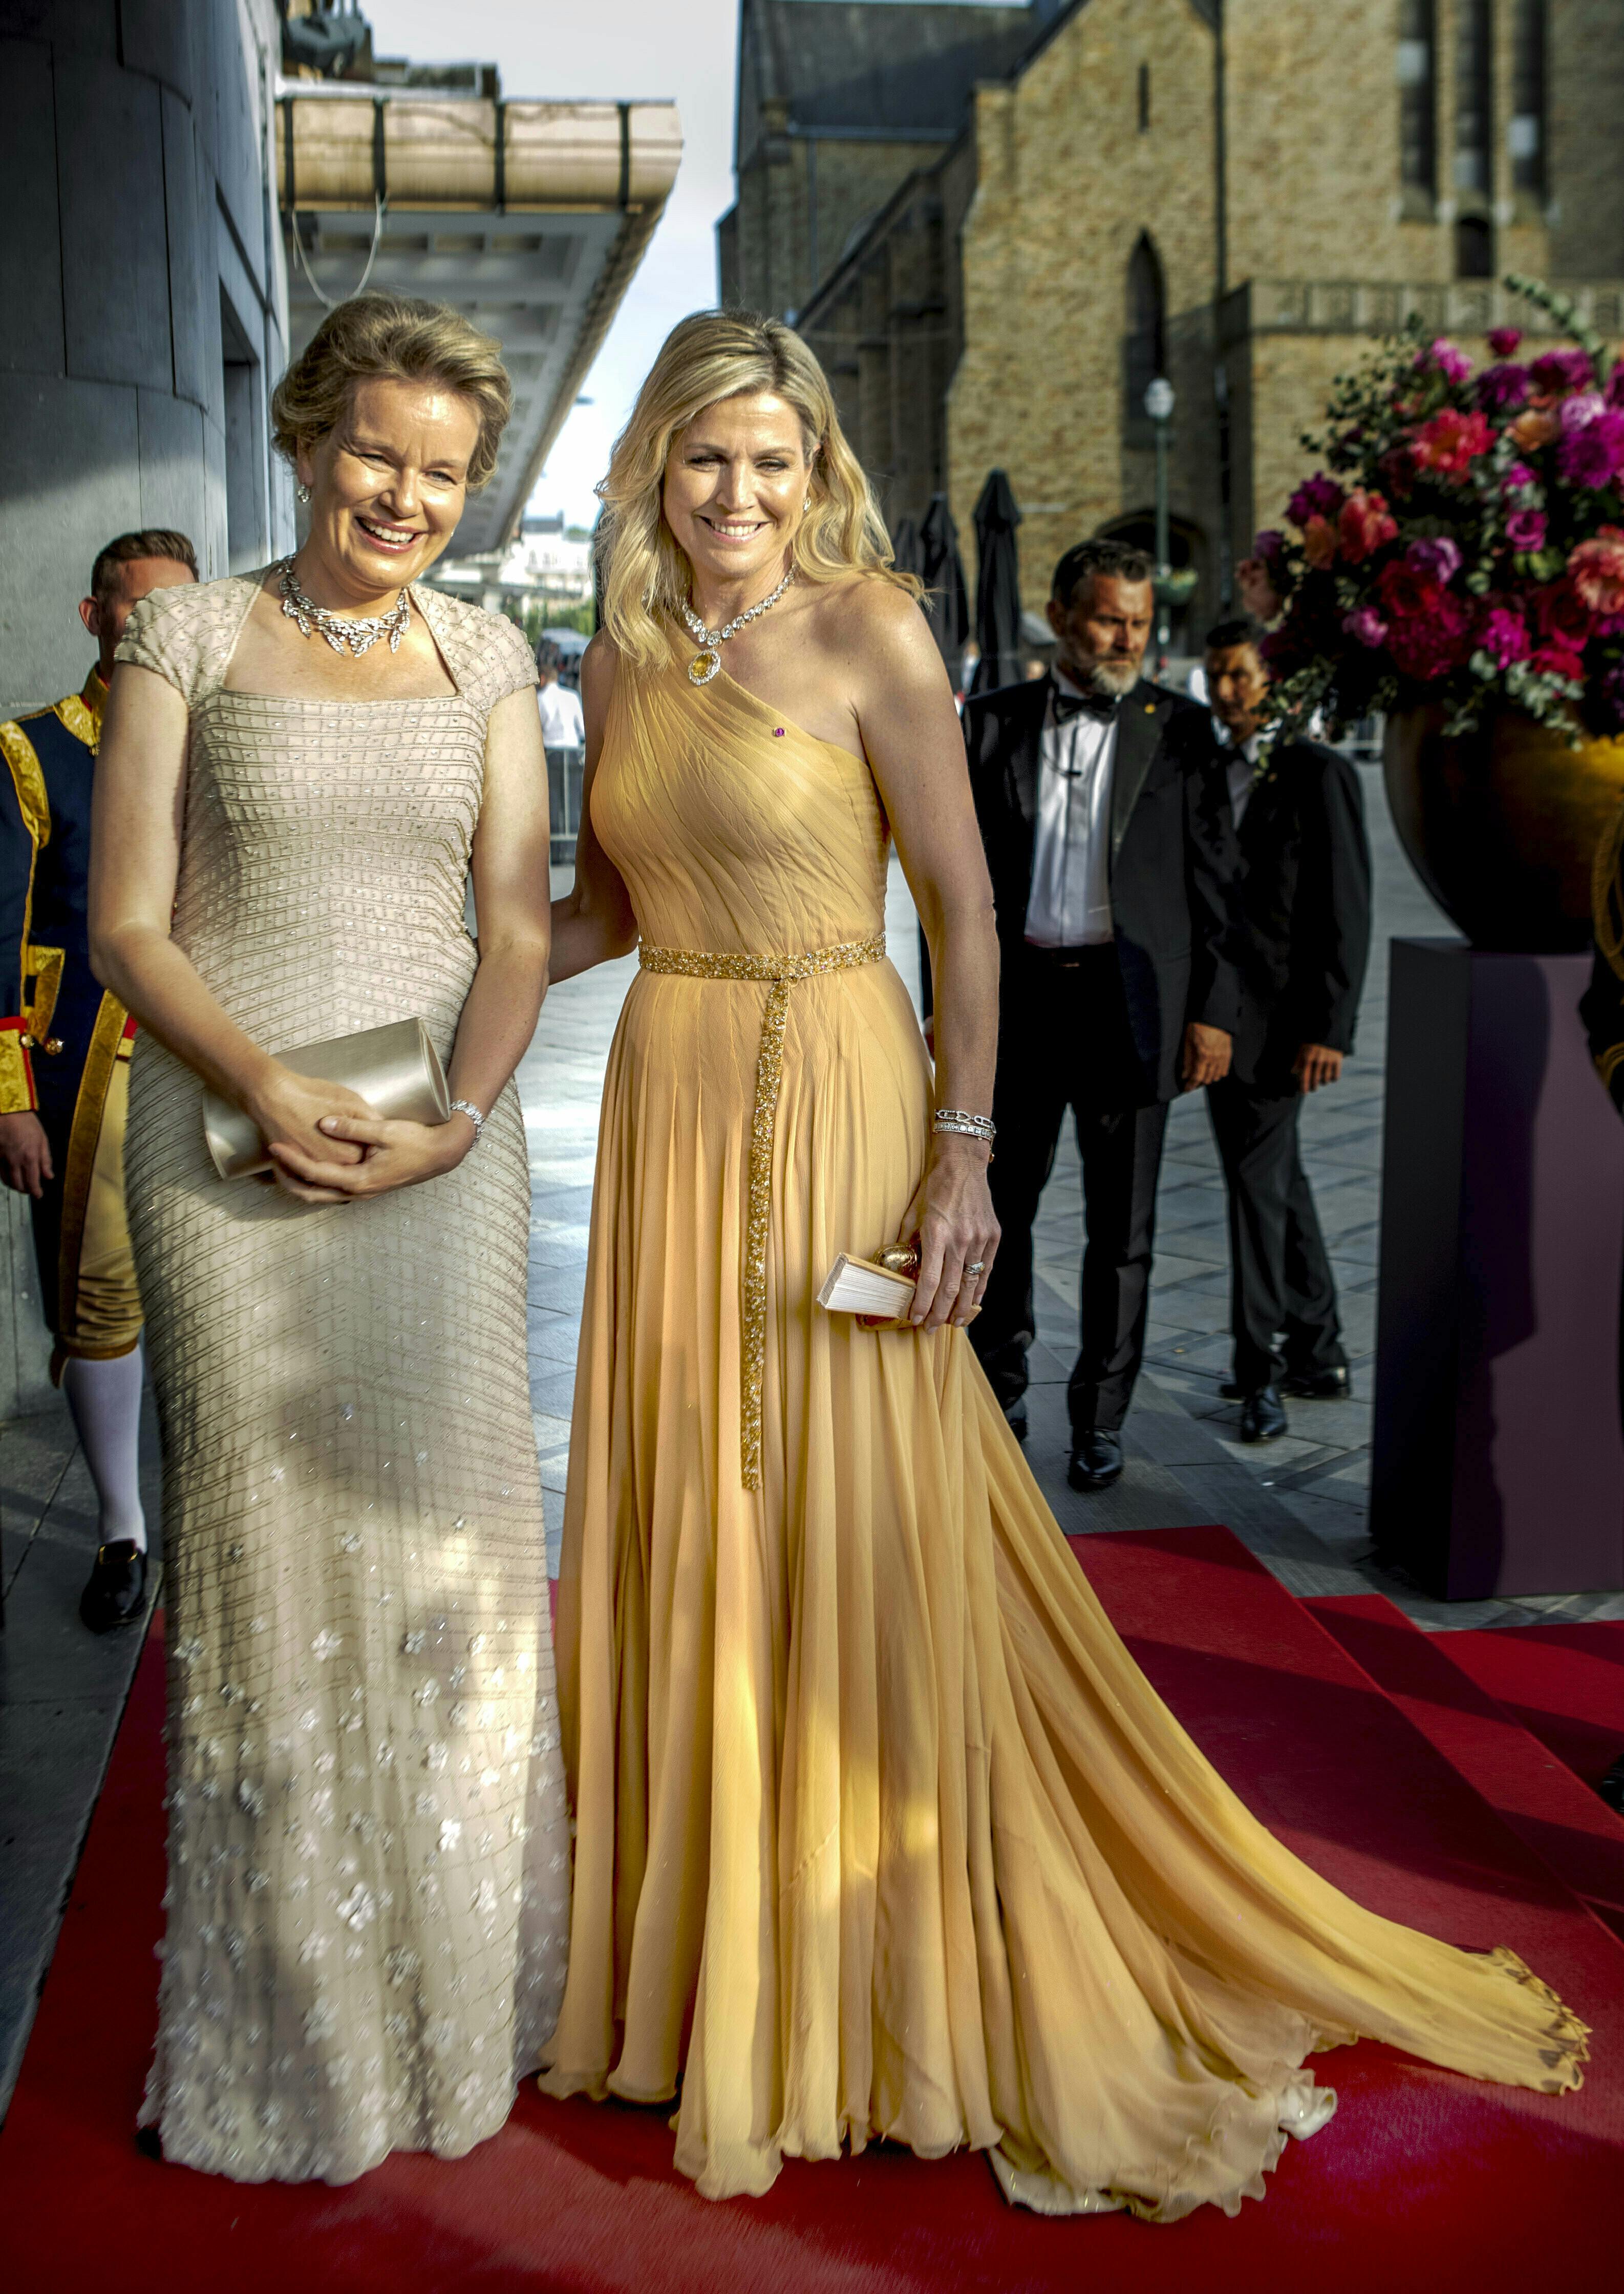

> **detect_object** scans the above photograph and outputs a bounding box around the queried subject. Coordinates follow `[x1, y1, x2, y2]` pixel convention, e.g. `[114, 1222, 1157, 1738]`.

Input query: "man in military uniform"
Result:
[0, 529, 197, 1629]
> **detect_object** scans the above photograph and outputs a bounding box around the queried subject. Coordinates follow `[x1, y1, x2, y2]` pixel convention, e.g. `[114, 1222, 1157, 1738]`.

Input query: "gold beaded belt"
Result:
[638, 932, 886, 1489]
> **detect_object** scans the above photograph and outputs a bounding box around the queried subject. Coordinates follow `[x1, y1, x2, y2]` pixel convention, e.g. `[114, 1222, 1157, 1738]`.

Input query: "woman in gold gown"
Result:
[537, 311, 1585, 2221]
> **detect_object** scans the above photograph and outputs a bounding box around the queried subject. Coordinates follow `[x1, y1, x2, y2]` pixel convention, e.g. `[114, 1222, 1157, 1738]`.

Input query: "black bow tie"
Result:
[1052, 685, 1120, 725]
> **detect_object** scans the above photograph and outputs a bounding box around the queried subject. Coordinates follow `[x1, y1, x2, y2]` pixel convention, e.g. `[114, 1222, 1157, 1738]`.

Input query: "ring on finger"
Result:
[964, 1259, 986, 1278]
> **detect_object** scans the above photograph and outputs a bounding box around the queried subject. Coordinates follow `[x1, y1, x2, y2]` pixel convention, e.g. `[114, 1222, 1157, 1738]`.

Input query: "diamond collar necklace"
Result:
[277, 556, 411, 657]
[679, 566, 795, 688]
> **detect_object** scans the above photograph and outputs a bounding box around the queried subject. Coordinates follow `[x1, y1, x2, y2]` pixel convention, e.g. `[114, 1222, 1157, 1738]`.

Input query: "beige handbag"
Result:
[203, 1016, 451, 1180]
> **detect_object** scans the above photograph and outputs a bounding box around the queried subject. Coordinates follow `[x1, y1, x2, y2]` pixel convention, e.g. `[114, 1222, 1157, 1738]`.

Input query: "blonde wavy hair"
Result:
[271, 292, 512, 490]
[596, 309, 919, 668]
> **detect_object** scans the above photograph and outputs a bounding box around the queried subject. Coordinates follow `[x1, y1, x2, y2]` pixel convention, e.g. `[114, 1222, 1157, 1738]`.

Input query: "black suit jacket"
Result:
[1187, 726, 1373, 1094]
[960, 674, 1242, 1104]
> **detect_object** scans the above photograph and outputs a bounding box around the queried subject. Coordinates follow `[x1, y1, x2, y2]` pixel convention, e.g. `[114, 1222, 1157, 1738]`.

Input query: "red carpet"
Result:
[1436, 1621, 1624, 1792]
[1308, 1596, 1624, 1949]
[2, 1530, 1619, 2294]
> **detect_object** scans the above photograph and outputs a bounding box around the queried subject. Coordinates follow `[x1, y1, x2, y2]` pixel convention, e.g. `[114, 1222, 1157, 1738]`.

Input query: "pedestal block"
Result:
[1372, 939, 1624, 1599]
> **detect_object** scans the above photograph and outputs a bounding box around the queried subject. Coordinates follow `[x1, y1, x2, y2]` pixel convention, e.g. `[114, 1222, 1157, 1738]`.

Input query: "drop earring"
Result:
[296, 481, 312, 505]
[803, 493, 811, 514]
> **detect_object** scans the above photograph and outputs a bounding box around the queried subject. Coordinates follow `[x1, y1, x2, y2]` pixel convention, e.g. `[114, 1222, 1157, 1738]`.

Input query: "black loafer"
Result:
[1068, 1428, 1123, 1491]
[1280, 1366, 1353, 1401]
[79, 1540, 148, 1634]
[1238, 1387, 1289, 1443]
[1001, 1398, 1029, 1442]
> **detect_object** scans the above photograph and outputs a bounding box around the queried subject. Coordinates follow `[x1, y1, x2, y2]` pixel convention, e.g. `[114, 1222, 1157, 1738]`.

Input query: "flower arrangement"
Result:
[1247, 279, 1624, 744]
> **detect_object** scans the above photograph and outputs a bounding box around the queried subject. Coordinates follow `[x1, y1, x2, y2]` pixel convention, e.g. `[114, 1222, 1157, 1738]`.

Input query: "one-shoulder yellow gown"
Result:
[538, 650, 1586, 2219]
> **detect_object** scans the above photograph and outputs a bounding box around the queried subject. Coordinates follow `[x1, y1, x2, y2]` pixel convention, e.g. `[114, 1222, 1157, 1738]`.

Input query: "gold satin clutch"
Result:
[202, 1016, 451, 1180]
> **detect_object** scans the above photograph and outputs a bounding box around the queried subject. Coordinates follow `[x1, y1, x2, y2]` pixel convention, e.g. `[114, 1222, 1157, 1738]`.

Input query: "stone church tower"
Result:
[721, 0, 1624, 634]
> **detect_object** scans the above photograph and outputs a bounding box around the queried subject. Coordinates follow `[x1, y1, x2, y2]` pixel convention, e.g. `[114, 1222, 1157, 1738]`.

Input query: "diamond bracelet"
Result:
[448, 1097, 486, 1143]
[934, 1107, 996, 1141]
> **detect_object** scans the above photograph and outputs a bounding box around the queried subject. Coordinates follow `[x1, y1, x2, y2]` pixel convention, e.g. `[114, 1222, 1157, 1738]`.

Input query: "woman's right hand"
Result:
[240, 1061, 372, 1201]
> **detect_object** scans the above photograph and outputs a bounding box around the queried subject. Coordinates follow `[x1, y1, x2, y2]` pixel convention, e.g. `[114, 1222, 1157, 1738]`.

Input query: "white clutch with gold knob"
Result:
[202, 1016, 451, 1180]
[817, 1245, 919, 1319]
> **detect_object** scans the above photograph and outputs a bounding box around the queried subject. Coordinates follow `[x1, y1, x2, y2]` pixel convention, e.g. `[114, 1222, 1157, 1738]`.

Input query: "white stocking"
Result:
[61, 1346, 147, 1551]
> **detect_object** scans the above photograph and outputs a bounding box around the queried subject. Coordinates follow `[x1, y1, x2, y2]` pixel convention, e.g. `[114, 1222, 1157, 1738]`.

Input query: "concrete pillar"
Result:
[0, 1, 292, 1409]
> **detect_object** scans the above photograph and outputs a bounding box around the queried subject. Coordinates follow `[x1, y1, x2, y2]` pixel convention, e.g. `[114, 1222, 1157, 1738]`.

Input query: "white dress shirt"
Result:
[1023, 671, 1118, 948]
[539, 678, 585, 748]
[1214, 718, 1262, 829]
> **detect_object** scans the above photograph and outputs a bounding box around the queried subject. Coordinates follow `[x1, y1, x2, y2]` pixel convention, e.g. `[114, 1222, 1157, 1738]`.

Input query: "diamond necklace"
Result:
[277, 556, 411, 658]
[679, 566, 795, 688]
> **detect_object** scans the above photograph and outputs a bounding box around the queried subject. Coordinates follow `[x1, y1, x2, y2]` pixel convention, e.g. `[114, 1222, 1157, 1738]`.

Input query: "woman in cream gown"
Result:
[538, 313, 1585, 2221]
[92, 295, 568, 2180]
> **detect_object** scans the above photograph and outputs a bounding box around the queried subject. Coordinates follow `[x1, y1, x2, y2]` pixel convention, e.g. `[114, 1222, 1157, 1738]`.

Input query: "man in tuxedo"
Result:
[1192, 618, 1372, 1441]
[961, 538, 1240, 1491]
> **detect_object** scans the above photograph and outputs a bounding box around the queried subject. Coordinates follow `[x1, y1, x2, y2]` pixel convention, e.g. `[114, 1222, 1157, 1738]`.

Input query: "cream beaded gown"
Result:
[115, 575, 569, 2183]
[538, 645, 1586, 2221]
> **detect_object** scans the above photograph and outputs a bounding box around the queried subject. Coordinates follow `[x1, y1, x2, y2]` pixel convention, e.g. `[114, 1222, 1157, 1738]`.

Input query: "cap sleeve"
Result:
[114, 581, 221, 709]
[477, 609, 541, 711]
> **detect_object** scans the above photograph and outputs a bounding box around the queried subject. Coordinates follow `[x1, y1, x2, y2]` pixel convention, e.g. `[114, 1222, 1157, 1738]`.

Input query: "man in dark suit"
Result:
[961, 538, 1240, 1491]
[1191, 617, 1372, 1442]
[1580, 804, 1624, 1814]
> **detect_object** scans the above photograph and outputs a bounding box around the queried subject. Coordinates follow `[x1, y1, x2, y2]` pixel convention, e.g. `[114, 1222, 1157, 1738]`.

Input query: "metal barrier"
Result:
[547, 745, 587, 866]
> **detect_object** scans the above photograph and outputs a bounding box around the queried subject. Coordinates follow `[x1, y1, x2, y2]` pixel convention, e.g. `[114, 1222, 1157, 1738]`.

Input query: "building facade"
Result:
[718, 0, 1044, 326]
[729, 0, 1624, 634]
[0, 0, 294, 715]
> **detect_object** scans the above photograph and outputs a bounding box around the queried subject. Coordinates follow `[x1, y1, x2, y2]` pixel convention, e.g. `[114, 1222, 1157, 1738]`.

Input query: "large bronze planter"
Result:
[1383, 706, 1624, 952]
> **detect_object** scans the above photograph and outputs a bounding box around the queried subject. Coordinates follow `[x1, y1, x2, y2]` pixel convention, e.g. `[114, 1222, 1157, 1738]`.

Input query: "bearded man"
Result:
[960, 538, 1240, 1491]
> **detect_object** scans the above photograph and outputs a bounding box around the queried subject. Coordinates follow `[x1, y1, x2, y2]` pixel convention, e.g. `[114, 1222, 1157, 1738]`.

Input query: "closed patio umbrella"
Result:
[889, 513, 924, 583]
[918, 494, 970, 686]
[970, 469, 1023, 695]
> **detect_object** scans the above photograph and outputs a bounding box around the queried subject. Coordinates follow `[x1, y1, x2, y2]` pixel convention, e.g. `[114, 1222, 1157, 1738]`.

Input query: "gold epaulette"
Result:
[0, 717, 50, 851]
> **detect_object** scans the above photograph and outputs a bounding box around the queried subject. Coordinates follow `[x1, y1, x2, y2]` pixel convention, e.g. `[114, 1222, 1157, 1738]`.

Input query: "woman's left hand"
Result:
[266, 1110, 474, 1204]
[897, 1136, 999, 1332]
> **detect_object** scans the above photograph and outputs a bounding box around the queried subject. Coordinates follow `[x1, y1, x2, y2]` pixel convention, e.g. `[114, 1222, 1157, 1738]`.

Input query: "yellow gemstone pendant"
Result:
[689, 648, 722, 687]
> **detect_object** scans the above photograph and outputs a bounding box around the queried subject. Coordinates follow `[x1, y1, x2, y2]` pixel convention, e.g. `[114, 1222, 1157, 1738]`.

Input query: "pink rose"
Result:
[1417, 337, 1473, 385]
[1406, 535, 1461, 583]
[1343, 607, 1389, 649]
[1568, 527, 1624, 616]
[1505, 506, 1547, 551]
[1338, 490, 1398, 564]
[1488, 328, 1523, 358]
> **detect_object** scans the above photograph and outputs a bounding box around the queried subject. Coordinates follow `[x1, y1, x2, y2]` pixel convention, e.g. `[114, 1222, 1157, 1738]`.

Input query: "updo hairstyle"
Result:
[271, 292, 513, 491]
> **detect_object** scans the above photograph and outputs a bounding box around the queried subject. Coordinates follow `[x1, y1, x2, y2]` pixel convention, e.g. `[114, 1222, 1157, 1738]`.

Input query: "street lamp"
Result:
[1144, 375, 1176, 665]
